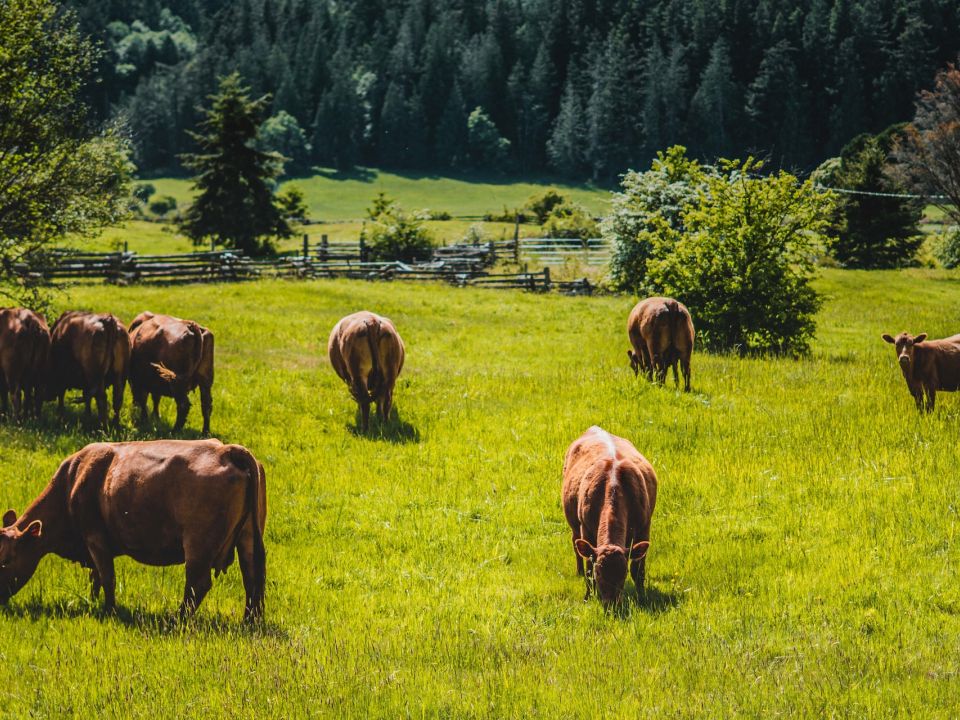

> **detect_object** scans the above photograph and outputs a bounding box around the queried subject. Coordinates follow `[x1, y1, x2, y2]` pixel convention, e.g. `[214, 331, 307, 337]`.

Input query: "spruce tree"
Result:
[179, 73, 290, 256]
[689, 38, 740, 159]
[547, 79, 586, 176]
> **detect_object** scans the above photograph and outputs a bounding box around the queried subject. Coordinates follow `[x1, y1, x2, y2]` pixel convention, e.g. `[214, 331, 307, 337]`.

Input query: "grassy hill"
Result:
[147, 168, 613, 221]
[0, 270, 958, 715]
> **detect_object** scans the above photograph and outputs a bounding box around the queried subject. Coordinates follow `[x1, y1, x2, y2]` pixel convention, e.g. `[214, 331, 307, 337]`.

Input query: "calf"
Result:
[627, 296, 695, 391]
[0, 308, 50, 419]
[328, 311, 405, 432]
[0, 439, 266, 622]
[47, 311, 130, 425]
[561, 426, 657, 605]
[882, 331, 960, 411]
[128, 312, 215, 434]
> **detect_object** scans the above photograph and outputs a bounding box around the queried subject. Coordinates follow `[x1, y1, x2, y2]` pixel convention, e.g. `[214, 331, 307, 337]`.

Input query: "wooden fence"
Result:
[21, 237, 595, 295]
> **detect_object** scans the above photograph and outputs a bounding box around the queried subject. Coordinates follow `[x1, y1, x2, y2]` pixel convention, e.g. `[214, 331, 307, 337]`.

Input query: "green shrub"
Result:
[542, 203, 598, 240]
[933, 228, 960, 269]
[276, 185, 308, 223]
[605, 146, 710, 292]
[148, 195, 177, 216]
[133, 182, 156, 203]
[526, 189, 567, 224]
[645, 158, 836, 355]
[361, 193, 434, 262]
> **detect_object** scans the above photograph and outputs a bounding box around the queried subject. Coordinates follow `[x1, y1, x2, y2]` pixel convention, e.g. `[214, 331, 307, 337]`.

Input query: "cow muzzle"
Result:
[899, 355, 910, 368]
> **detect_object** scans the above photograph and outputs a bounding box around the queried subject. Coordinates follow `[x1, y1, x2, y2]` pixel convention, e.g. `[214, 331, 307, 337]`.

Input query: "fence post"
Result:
[321, 234, 328, 261]
[359, 235, 367, 263]
[302, 234, 309, 259]
[542, 266, 551, 292]
[513, 214, 520, 264]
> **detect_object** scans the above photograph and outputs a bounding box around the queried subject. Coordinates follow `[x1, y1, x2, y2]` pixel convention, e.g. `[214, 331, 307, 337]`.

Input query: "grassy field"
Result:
[148, 168, 612, 220]
[1, 270, 959, 716]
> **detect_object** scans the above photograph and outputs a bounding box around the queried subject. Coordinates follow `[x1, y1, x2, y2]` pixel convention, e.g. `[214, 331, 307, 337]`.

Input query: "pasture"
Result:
[1, 270, 959, 716]
[149, 168, 612, 221]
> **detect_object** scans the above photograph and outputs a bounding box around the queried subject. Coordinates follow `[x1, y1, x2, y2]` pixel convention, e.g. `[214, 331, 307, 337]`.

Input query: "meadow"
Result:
[1, 269, 959, 717]
[148, 168, 612, 221]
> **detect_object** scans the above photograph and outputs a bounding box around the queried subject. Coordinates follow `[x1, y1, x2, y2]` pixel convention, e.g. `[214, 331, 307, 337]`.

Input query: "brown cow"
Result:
[47, 311, 130, 425]
[0, 439, 266, 622]
[328, 311, 405, 432]
[0, 308, 50, 419]
[882, 331, 960, 412]
[562, 426, 657, 605]
[627, 296, 695, 391]
[128, 312, 214, 434]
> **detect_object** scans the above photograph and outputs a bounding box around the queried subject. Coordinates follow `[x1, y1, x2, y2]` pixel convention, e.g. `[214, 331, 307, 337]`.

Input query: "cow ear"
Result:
[2, 510, 16, 528]
[22, 520, 41, 539]
[574, 539, 596, 560]
[913, 333, 927, 344]
[881, 334, 895, 344]
[629, 541, 650, 561]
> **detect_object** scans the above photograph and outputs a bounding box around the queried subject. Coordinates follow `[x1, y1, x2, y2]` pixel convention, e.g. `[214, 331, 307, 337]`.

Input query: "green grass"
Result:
[1, 269, 960, 716]
[148, 168, 612, 220]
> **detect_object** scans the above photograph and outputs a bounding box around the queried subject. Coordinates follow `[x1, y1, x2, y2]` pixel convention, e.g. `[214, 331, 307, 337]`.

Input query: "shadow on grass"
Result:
[347, 410, 420, 444]
[308, 165, 616, 190]
[1, 597, 286, 638]
[312, 166, 377, 182]
[604, 583, 683, 620]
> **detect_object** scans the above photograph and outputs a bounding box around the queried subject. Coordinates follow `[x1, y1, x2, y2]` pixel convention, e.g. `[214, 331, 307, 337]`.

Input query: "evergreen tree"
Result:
[547, 78, 586, 176]
[435, 81, 468, 167]
[689, 38, 740, 159]
[311, 54, 363, 170]
[179, 73, 290, 256]
[746, 40, 808, 165]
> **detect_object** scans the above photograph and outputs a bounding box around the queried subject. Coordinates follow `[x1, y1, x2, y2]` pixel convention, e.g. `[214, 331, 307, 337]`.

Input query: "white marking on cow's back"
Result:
[589, 426, 618, 460]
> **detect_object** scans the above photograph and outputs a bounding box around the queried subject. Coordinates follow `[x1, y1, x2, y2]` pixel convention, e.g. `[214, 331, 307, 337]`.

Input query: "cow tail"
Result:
[226, 445, 266, 618]
[186, 320, 204, 376]
[365, 318, 382, 391]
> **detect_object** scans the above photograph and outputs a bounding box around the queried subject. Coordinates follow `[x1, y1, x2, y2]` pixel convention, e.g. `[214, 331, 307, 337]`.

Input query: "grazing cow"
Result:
[0, 308, 50, 419]
[328, 311, 405, 432]
[627, 297, 695, 391]
[47, 311, 130, 425]
[128, 312, 214, 434]
[0, 439, 267, 622]
[882, 331, 960, 412]
[562, 426, 657, 605]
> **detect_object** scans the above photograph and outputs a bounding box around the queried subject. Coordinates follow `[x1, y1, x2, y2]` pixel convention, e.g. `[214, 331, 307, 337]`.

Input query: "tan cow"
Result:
[328, 311, 405, 432]
[627, 296, 694, 391]
[0, 308, 50, 419]
[882, 331, 960, 412]
[47, 311, 130, 425]
[0, 439, 267, 623]
[562, 426, 657, 605]
[128, 312, 214, 434]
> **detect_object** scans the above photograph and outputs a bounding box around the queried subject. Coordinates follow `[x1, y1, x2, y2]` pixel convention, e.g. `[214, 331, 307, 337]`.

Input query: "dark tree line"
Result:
[69, 0, 960, 180]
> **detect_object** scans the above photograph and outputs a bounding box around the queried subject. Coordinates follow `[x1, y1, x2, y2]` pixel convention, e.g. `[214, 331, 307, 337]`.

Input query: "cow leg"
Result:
[926, 386, 936, 413]
[180, 562, 214, 619]
[94, 386, 109, 426]
[83, 389, 92, 417]
[642, 344, 654, 381]
[672, 359, 680, 389]
[681, 354, 691, 392]
[572, 530, 584, 577]
[151, 394, 161, 419]
[89, 568, 102, 601]
[10, 382, 21, 420]
[199, 382, 213, 436]
[173, 393, 191, 432]
[237, 522, 265, 623]
[58, 391, 66, 419]
[133, 387, 148, 422]
[111, 375, 125, 424]
[86, 543, 116, 612]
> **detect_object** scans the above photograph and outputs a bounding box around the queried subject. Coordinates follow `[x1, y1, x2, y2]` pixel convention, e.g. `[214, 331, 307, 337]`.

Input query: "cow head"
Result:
[882, 332, 927, 374]
[0, 510, 44, 603]
[627, 350, 640, 377]
[575, 539, 650, 605]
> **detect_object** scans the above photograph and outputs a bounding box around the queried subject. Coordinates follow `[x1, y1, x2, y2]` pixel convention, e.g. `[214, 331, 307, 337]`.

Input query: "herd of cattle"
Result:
[0, 296, 954, 621]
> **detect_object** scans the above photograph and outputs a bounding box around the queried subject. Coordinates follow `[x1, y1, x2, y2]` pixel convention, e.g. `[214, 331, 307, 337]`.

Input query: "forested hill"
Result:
[70, 0, 960, 179]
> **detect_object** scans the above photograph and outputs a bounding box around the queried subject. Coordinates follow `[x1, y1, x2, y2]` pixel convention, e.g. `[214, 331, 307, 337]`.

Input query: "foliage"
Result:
[178, 73, 291, 256]
[541, 204, 599, 240]
[461, 223, 488, 245]
[605, 146, 709, 292]
[0, 0, 131, 308]
[132, 183, 156, 203]
[3, 274, 960, 714]
[525, 189, 567, 224]
[361, 194, 434, 262]
[893, 63, 960, 228]
[467, 107, 510, 168]
[645, 159, 836, 355]
[818, 127, 923, 269]
[932, 228, 960, 268]
[259, 111, 312, 175]
[147, 195, 177, 216]
[276, 186, 309, 224]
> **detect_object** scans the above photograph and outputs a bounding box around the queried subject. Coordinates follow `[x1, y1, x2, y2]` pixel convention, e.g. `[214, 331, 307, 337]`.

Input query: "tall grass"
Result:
[0, 270, 958, 717]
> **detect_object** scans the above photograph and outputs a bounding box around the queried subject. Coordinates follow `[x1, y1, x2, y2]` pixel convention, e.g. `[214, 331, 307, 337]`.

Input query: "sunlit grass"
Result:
[1, 270, 958, 716]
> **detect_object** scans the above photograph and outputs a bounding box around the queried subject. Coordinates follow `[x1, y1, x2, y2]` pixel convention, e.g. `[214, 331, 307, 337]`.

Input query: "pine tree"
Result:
[746, 40, 809, 165]
[547, 79, 586, 176]
[689, 38, 740, 159]
[434, 81, 468, 167]
[179, 73, 290, 256]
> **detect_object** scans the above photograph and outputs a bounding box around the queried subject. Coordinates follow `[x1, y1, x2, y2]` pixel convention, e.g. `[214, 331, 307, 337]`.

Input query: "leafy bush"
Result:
[259, 110, 312, 174]
[645, 158, 836, 355]
[148, 195, 178, 216]
[276, 185, 308, 223]
[461, 224, 488, 245]
[467, 106, 510, 168]
[933, 228, 960, 269]
[526, 189, 567, 224]
[605, 146, 710, 292]
[483, 207, 528, 223]
[361, 193, 434, 262]
[542, 203, 599, 240]
[133, 182, 156, 203]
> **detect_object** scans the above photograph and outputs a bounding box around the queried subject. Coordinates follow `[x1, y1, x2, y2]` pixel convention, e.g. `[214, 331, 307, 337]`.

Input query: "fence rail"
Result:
[21, 239, 596, 295]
